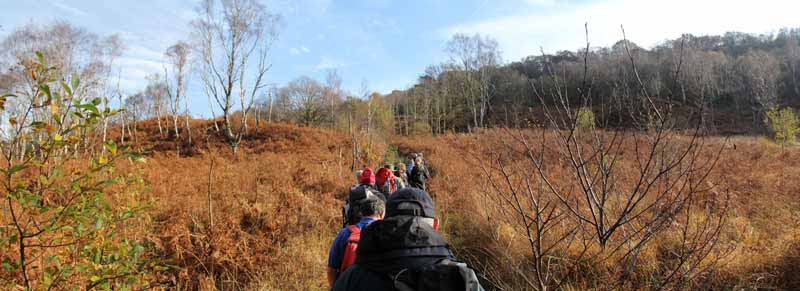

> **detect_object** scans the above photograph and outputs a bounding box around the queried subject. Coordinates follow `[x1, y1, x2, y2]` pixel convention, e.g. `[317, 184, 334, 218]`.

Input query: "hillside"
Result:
[3, 116, 799, 290]
[119, 121, 355, 289]
[398, 132, 800, 290]
[121, 121, 800, 289]
[4, 3, 800, 290]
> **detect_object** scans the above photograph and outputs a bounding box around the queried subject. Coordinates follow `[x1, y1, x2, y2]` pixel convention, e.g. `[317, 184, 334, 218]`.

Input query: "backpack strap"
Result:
[340, 225, 363, 272]
[391, 269, 414, 291]
[347, 224, 361, 242]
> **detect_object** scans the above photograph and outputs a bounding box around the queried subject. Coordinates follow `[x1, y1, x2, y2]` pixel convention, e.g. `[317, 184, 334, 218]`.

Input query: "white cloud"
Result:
[119, 57, 162, 74]
[174, 8, 197, 22]
[116, 60, 160, 91]
[51, 1, 87, 16]
[313, 56, 345, 71]
[444, 0, 800, 62]
[126, 44, 164, 61]
[115, 45, 165, 91]
[369, 17, 402, 34]
[289, 45, 311, 55]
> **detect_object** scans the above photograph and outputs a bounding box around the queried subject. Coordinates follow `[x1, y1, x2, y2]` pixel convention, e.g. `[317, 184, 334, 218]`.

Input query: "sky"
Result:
[1, 0, 799, 117]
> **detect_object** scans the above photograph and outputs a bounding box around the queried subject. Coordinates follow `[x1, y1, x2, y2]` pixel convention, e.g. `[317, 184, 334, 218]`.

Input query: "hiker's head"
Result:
[360, 167, 375, 186]
[347, 186, 383, 222]
[358, 197, 385, 219]
[395, 163, 406, 175]
[408, 153, 417, 162]
[386, 188, 439, 230]
[383, 164, 394, 171]
[348, 185, 379, 203]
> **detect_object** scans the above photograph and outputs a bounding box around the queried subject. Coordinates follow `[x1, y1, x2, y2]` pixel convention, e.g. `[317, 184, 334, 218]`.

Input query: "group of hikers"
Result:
[326, 153, 484, 291]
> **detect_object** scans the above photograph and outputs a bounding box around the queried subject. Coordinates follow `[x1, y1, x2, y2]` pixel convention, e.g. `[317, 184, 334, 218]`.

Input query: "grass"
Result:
[395, 128, 800, 290]
[5, 118, 797, 290]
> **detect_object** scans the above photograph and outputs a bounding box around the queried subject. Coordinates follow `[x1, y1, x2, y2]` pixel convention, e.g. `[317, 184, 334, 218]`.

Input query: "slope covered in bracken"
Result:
[399, 131, 800, 290]
[106, 119, 800, 290]
[115, 120, 357, 290]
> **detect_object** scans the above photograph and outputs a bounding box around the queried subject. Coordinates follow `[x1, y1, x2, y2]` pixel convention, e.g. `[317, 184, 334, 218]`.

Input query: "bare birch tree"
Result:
[164, 41, 190, 142]
[144, 74, 167, 137]
[324, 69, 343, 126]
[100, 35, 124, 150]
[0, 21, 124, 154]
[735, 50, 780, 123]
[445, 33, 501, 130]
[193, 0, 280, 155]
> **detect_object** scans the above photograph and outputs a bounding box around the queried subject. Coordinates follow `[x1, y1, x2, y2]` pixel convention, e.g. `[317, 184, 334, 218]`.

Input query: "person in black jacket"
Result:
[333, 188, 482, 291]
[408, 155, 430, 191]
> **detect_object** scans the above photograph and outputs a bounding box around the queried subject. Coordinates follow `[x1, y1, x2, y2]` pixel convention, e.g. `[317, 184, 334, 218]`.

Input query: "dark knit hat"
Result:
[348, 185, 379, 203]
[386, 187, 435, 218]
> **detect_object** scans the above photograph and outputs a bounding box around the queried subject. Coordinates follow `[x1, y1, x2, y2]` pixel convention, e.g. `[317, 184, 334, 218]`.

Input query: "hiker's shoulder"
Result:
[333, 264, 392, 291]
[333, 226, 353, 242]
[356, 218, 376, 229]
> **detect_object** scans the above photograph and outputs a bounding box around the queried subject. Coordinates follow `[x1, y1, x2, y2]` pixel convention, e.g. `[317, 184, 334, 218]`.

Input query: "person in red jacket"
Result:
[375, 165, 397, 195]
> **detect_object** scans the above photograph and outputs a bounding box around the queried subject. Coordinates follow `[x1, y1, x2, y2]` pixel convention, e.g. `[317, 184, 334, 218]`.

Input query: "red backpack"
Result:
[376, 168, 396, 194]
[339, 225, 362, 272]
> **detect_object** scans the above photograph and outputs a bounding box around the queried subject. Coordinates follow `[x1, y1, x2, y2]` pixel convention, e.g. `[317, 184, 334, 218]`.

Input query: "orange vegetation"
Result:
[65, 120, 800, 289]
[398, 131, 800, 290]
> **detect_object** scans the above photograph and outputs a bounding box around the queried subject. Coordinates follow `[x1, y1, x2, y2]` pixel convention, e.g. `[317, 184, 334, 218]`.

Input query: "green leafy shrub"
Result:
[765, 107, 799, 145]
[576, 107, 596, 133]
[0, 52, 160, 290]
[410, 121, 433, 135]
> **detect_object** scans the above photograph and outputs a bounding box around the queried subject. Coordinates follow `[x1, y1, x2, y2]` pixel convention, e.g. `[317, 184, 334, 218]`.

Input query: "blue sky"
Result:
[1, 0, 799, 117]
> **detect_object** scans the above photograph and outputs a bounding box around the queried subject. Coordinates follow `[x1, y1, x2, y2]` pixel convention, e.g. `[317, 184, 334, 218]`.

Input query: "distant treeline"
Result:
[4, 20, 799, 139]
[384, 28, 800, 134]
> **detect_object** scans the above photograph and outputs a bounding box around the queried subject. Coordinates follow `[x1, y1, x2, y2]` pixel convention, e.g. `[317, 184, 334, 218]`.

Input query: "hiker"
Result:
[405, 153, 418, 178]
[333, 188, 483, 291]
[354, 167, 386, 201]
[394, 162, 407, 190]
[328, 187, 386, 288]
[409, 155, 431, 191]
[376, 164, 398, 195]
[344, 168, 385, 226]
[358, 167, 376, 190]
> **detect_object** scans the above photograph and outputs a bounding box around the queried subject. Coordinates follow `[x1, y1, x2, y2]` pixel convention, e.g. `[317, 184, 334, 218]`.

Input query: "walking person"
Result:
[328, 187, 385, 288]
[333, 188, 483, 290]
[409, 155, 430, 191]
[405, 153, 417, 178]
[394, 162, 407, 191]
[354, 167, 385, 202]
[375, 164, 397, 196]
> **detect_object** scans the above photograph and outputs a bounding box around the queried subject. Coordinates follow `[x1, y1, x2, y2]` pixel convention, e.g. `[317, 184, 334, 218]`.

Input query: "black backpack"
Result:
[391, 259, 484, 291]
